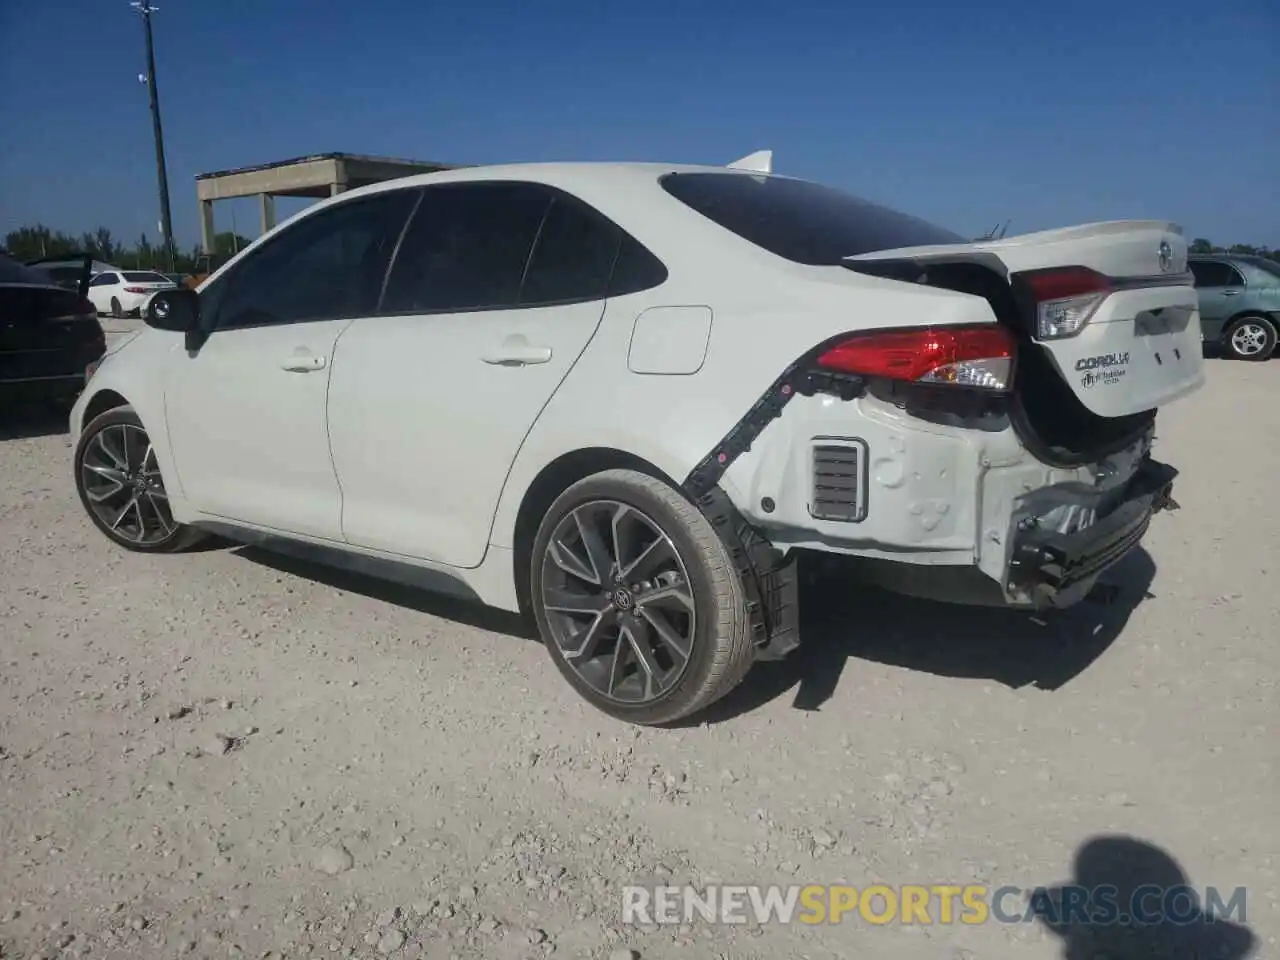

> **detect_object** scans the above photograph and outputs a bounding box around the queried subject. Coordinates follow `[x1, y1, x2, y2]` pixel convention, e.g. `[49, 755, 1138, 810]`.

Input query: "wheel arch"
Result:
[81, 388, 131, 431]
[508, 446, 681, 618]
[1225, 309, 1278, 329]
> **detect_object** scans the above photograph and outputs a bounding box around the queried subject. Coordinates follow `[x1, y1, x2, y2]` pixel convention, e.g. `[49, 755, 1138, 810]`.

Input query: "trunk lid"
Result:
[843, 221, 1205, 418]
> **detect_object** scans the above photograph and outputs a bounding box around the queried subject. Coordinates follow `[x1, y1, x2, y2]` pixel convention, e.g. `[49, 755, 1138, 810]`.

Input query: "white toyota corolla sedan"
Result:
[69, 154, 1204, 724]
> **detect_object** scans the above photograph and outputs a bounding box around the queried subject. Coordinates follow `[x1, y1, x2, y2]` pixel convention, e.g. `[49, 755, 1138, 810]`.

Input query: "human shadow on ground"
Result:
[684, 547, 1157, 725]
[0, 401, 72, 441]
[1031, 835, 1256, 960]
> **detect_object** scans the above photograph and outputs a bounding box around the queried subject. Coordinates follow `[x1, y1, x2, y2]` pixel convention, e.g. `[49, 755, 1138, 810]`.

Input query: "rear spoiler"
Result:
[727, 150, 772, 174]
[25, 252, 95, 297]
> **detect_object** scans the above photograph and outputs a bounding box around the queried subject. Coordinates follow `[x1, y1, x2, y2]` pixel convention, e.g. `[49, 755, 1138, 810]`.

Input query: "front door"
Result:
[328, 182, 622, 567]
[164, 188, 417, 539]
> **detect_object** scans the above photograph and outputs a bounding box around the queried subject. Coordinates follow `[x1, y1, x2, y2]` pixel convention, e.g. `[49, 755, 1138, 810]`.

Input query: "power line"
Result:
[131, 0, 175, 272]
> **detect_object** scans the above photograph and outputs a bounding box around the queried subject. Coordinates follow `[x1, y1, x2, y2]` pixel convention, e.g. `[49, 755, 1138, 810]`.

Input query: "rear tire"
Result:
[74, 405, 206, 553]
[110, 297, 123, 319]
[530, 469, 753, 725]
[1224, 315, 1277, 361]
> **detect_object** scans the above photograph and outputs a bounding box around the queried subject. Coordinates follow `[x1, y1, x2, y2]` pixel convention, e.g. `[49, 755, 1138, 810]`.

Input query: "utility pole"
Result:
[132, 0, 175, 272]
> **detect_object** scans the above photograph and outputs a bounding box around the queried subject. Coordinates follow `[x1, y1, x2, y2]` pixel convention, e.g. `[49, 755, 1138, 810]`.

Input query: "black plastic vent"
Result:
[810, 440, 868, 522]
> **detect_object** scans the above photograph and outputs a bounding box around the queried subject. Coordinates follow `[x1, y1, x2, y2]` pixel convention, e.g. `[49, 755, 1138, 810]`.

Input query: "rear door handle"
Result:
[481, 336, 552, 366]
[1221, 289, 1241, 296]
[280, 353, 326, 372]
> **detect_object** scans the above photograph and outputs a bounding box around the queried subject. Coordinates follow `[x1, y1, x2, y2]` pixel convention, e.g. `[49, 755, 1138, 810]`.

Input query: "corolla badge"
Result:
[1158, 240, 1174, 272]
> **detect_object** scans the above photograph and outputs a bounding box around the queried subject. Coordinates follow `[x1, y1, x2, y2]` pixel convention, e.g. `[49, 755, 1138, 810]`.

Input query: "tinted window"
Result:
[381, 183, 551, 314]
[609, 234, 668, 296]
[91, 273, 119, 286]
[519, 196, 620, 305]
[1190, 261, 1235, 287]
[660, 172, 964, 265]
[0, 254, 62, 286]
[208, 190, 415, 329]
[122, 271, 170, 283]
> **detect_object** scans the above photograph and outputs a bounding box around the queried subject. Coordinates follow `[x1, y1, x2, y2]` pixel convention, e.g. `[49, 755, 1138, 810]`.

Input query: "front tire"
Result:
[1224, 315, 1277, 361]
[530, 469, 753, 726]
[74, 405, 206, 552]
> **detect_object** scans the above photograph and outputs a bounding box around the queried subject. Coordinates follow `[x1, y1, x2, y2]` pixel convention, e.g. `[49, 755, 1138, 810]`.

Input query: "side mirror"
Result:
[145, 288, 207, 351]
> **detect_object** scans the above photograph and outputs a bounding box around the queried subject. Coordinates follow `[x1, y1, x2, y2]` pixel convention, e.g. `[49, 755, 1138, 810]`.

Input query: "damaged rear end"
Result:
[687, 218, 1202, 659]
[840, 220, 1201, 607]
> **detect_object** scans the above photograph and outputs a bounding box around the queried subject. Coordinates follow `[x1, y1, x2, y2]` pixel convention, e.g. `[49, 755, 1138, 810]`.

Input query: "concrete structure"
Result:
[194, 153, 456, 254]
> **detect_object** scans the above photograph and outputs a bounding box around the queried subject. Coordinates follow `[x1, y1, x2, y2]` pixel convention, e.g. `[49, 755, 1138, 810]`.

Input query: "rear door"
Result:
[1189, 259, 1245, 339]
[328, 181, 617, 567]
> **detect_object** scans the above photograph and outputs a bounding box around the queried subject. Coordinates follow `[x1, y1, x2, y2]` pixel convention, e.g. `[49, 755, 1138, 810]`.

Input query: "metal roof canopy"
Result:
[195, 152, 459, 201]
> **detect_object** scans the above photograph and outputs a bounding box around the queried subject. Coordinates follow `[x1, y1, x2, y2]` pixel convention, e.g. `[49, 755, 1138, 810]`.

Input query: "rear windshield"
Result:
[659, 172, 964, 266]
[0, 254, 62, 286]
[123, 271, 171, 283]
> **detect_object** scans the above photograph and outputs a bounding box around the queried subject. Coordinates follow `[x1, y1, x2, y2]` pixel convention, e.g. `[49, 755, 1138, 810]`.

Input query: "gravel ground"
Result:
[1, 356, 1275, 960]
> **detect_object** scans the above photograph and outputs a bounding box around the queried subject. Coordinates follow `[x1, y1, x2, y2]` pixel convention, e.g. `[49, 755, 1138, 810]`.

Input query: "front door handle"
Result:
[280, 353, 326, 372]
[1221, 289, 1241, 296]
[481, 335, 552, 366]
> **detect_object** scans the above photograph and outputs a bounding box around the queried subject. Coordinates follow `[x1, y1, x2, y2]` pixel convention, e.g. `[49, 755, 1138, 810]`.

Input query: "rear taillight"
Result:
[1021, 266, 1111, 340]
[123, 286, 148, 294]
[816, 325, 1016, 391]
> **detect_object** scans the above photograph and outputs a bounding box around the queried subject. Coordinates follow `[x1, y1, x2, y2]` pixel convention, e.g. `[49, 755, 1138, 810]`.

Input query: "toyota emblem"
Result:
[1157, 240, 1173, 273]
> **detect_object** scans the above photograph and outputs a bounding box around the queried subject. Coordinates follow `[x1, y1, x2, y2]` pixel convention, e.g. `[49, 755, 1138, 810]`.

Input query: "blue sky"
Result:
[1, 0, 1276, 251]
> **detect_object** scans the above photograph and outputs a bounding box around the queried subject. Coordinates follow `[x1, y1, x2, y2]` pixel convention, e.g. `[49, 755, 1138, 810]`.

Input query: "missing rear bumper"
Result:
[1007, 458, 1178, 610]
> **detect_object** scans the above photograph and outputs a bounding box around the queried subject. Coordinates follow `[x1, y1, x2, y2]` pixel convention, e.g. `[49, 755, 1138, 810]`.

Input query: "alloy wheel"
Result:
[80, 423, 176, 545]
[1230, 322, 1269, 357]
[539, 499, 697, 704]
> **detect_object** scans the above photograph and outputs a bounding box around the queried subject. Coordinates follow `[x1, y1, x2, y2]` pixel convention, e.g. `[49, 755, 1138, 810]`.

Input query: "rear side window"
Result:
[381, 182, 551, 314]
[91, 273, 118, 286]
[518, 196, 620, 306]
[660, 172, 964, 266]
[1190, 261, 1237, 287]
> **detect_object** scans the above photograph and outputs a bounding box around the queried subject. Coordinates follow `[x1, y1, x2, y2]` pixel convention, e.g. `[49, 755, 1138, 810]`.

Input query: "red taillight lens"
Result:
[123, 286, 148, 294]
[816, 325, 1016, 391]
[1020, 266, 1111, 340]
[1021, 266, 1110, 301]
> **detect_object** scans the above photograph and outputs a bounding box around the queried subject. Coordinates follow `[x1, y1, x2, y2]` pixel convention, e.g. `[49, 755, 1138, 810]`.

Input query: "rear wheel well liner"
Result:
[511, 447, 679, 618]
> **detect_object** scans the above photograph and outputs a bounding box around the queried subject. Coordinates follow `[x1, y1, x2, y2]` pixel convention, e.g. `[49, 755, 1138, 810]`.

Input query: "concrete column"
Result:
[199, 199, 216, 255]
[258, 193, 276, 234]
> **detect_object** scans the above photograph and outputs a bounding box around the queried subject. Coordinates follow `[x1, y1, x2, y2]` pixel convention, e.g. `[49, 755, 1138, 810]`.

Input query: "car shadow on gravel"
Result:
[684, 548, 1157, 725]
[1031, 834, 1255, 960]
[232, 545, 536, 639]
[0, 402, 71, 441]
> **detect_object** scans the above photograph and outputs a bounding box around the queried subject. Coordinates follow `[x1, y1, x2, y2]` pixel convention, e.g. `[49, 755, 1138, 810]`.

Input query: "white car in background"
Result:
[86, 269, 177, 318]
[69, 153, 1204, 725]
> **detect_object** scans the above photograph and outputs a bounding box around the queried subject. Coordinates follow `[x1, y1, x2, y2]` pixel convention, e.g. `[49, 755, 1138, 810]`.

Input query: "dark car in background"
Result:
[0, 253, 106, 407]
[1190, 255, 1280, 361]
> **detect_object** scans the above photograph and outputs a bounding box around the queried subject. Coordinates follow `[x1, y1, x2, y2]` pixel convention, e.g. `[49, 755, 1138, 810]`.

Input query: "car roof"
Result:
[343, 160, 785, 201]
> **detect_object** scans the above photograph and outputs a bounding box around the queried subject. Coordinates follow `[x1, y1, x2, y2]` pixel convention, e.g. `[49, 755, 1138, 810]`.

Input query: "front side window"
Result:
[206, 190, 416, 330]
[660, 172, 964, 265]
[381, 182, 551, 314]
